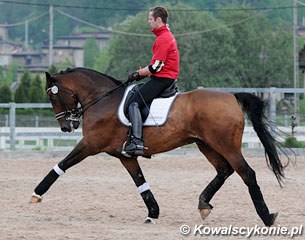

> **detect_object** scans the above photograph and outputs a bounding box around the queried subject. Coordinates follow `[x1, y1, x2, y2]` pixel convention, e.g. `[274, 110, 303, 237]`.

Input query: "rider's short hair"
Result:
[149, 6, 169, 24]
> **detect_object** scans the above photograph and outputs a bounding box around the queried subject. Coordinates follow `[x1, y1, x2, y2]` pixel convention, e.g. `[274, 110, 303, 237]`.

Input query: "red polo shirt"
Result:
[150, 25, 180, 80]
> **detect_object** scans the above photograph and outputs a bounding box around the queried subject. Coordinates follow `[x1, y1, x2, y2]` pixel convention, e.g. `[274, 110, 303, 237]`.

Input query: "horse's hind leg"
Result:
[196, 142, 234, 220]
[226, 152, 277, 226]
[120, 157, 159, 224]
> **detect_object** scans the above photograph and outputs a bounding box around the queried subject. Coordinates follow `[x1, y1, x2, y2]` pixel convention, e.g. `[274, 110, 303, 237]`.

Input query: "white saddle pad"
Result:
[118, 84, 179, 126]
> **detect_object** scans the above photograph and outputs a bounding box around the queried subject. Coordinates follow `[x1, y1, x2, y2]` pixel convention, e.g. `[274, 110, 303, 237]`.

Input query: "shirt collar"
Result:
[152, 24, 169, 36]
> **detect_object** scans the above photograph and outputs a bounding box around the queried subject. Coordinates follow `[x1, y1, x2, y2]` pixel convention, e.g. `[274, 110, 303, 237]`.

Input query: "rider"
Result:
[122, 6, 180, 156]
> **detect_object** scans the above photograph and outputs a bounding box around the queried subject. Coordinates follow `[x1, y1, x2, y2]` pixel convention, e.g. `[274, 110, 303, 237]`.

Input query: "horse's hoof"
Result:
[144, 217, 157, 224]
[265, 212, 278, 226]
[30, 193, 43, 203]
[199, 208, 211, 220]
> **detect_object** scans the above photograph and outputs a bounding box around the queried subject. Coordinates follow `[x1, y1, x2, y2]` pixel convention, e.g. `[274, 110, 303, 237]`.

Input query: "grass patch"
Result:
[281, 137, 305, 148]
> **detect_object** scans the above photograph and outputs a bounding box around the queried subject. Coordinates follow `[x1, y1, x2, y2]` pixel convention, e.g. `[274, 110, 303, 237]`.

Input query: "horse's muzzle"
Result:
[61, 120, 80, 132]
[72, 120, 80, 129]
[61, 120, 72, 132]
[61, 126, 71, 132]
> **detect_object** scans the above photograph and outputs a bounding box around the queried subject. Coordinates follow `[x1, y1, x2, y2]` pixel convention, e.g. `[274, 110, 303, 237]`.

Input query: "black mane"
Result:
[56, 67, 122, 86]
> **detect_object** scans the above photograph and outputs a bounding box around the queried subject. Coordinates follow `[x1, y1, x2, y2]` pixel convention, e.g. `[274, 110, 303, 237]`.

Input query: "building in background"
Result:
[0, 28, 111, 76]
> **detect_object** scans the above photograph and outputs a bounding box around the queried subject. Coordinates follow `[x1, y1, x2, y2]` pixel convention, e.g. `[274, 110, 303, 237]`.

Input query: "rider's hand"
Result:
[128, 70, 145, 82]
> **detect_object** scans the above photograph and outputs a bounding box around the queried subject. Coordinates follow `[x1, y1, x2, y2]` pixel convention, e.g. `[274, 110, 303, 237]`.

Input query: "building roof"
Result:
[42, 45, 83, 50]
[0, 40, 23, 47]
[12, 52, 45, 57]
[56, 31, 112, 40]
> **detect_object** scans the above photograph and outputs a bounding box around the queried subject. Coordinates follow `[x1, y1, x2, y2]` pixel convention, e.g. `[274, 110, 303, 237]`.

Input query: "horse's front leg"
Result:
[120, 157, 159, 224]
[30, 139, 91, 203]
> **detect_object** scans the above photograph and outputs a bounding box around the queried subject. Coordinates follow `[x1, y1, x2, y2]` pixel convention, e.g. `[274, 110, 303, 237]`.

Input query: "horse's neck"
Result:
[76, 76, 119, 106]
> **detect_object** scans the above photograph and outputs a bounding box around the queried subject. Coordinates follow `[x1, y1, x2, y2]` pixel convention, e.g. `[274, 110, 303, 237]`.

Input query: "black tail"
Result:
[234, 92, 286, 186]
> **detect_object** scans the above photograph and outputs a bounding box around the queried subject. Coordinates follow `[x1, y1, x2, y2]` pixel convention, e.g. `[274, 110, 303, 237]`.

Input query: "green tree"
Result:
[216, 4, 293, 88]
[48, 65, 58, 74]
[94, 48, 110, 73]
[14, 85, 26, 103]
[106, 12, 154, 80]
[0, 67, 4, 87]
[84, 38, 101, 68]
[0, 63, 19, 88]
[171, 6, 237, 89]
[262, 24, 293, 88]
[14, 71, 31, 103]
[30, 75, 45, 103]
[55, 59, 73, 72]
[0, 85, 13, 103]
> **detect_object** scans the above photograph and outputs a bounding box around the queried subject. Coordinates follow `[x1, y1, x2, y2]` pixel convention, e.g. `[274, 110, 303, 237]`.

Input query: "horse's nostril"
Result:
[72, 121, 80, 129]
[61, 127, 69, 132]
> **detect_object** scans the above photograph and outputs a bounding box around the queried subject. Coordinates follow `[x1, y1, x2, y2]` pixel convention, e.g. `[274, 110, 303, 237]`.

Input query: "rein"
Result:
[80, 81, 129, 113]
[48, 80, 130, 122]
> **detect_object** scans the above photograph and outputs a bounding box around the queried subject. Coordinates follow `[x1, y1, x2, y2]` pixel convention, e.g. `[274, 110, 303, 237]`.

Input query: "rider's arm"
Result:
[139, 59, 164, 77]
[138, 66, 151, 77]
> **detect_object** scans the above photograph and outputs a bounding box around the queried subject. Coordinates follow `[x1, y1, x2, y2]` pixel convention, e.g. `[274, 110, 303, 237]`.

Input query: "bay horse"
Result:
[31, 67, 287, 226]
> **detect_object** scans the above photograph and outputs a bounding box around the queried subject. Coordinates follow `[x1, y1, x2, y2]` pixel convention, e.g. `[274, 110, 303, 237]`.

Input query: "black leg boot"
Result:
[122, 102, 146, 156]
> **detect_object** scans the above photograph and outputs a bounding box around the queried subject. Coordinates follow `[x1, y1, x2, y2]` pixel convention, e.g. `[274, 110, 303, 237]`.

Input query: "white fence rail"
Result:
[0, 126, 304, 151]
[0, 127, 82, 151]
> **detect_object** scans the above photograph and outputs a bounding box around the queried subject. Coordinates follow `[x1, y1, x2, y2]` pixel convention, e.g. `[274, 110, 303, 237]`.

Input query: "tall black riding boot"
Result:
[122, 102, 146, 156]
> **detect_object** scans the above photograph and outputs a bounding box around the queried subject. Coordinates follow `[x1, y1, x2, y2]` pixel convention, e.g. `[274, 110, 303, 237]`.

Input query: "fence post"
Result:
[5, 114, 8, 127]
[35, 115, 39, 127]
[9, 102, 16, 150]
[269, 87, 276, 129]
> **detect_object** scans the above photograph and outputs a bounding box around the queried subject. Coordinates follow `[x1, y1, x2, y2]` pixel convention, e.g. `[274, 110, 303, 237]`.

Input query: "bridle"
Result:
[47, 80, 130, 123]
[46, 84, 82, 123]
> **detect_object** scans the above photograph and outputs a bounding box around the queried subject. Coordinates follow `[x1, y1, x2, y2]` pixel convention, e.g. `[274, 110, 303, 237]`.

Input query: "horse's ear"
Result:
[45, 71, 51, 79]
[45, 72, 53, 86]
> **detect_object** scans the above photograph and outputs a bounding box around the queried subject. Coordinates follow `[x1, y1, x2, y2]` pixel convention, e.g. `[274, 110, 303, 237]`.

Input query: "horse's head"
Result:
[46, 71, 81, 132]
